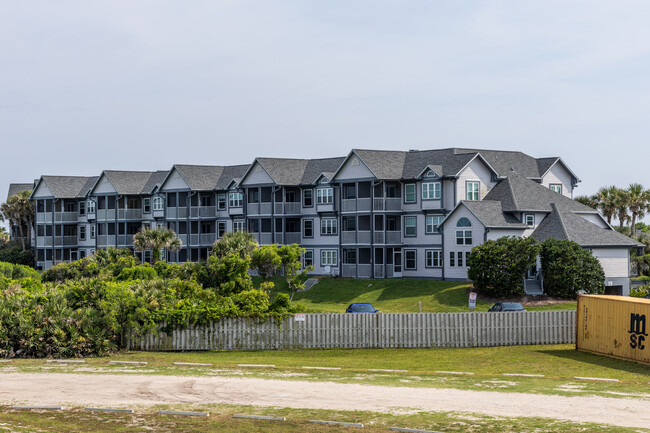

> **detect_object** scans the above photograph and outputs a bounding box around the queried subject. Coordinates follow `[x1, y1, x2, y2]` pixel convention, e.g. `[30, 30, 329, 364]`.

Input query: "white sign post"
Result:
[468, 292, 477, 311]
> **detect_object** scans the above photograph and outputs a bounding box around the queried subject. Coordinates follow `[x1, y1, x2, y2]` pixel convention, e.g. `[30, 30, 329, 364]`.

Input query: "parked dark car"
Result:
[346, 303, 379, 313]
[488, 302, 526, 312]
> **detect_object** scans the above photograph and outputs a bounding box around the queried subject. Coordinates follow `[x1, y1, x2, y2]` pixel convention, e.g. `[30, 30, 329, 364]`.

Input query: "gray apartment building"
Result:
[18, 147, 642, 294]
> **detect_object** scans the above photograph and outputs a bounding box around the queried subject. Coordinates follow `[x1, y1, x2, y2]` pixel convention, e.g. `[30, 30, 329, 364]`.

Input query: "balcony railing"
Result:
[386, 231, 401, 244]
[200, 233, 217, 245]
[373, 198, 402, 211]
[117, 209, 142, 219]
[358, 264, 372, 278]
[96, 209, 116, 220]
[117, 235, 134, 246]
[54, 212, 79, 222]
[274, 202, 301, 215]
[373, 264, 384, 278]
[342, 199, 356, 212]
[342, 264, 356, 277]
[62, 236, 77, 246]
[36, 237, 53, 247]
[274, 233, 301, 244]
[341, 231, 356, 244]
[373, 232, 384, 244]
[36, 213, 52, 223]
[248, 203, 259, 215]
[252, 233, 273, 245]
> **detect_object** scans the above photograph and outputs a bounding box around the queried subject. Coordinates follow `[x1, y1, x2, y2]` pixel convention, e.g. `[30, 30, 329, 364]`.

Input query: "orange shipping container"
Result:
[577, 295, 650, 364]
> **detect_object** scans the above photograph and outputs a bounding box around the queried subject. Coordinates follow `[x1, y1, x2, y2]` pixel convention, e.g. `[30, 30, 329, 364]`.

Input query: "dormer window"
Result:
[422, 182, 441, 200]
[351, 158, 360, 166]
[525, 214, 535, 226]
[466, 181, 480, 201]
[550, 184, 562, 194]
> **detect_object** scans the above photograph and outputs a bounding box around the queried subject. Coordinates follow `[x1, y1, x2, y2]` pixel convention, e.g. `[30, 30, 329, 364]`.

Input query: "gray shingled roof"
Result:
[462, 200, 528, 228]
[40, 176, 98, 199]
[353, 149, 407, 179]
[484, 173, 594, 213]
[102, 171, 161, 195]
[7, 183, 33, 201]
[401, 149, 475, 178]
[79, 176, 100, 197]
[301, 157, 346, 184]
[536, 157, 559, 177]
[174, 165, 225, 191]
[216, 164, 250, 190]
[256, 158, 309, 185]
[143, 170, 169, 193]
[532, 203, 643, 248]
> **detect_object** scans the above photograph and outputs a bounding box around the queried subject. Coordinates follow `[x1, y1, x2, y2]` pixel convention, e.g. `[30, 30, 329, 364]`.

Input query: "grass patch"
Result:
[263, 276, 576, 313]
[4, 345, 649, 399]
[0, 404, 646, 433]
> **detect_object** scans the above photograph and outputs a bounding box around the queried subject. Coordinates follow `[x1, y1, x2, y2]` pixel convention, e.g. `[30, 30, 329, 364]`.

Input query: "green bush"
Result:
[540, 239, 605, 298]
[467, 237, 539, 297]
[0, 261, 40, 280]
[630, 284, 650, 298]
[0, 244, 34, 267]
[116, 264, 158, 281]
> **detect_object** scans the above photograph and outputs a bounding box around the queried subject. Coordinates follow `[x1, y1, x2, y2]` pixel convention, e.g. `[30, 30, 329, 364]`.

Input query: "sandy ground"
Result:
[0, 373, 649, 429]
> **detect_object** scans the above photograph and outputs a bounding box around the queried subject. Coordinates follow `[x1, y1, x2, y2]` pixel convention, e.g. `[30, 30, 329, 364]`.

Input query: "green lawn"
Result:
[0, 405, 645, 433]
[263, 276, 576, 313]
[5, 345, 649, 398]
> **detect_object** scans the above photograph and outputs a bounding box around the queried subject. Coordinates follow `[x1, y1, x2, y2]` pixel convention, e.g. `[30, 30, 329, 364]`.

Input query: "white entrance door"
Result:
[393, 249, 402, 277]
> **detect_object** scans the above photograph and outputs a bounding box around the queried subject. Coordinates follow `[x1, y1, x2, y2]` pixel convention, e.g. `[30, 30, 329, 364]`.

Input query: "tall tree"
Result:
[133, 226, 182, 263]
[211, 231, 257, 259]
[627, 183, 650, 236]
[0, 190, 34, 251]
[613, 188, 631, 231]
[594, 186, 618, 225]
[574, 195, 597, 209]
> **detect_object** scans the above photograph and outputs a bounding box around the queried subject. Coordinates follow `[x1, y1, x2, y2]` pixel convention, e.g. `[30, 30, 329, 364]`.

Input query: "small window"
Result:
[90, 225, 96, 239]
[229, 192, 243, 208]
[426, 250, 442, 268]
[450, 251, 455, 267]
[550, 184, 562, 194]
[217, 221, 226, 237]
[465, 251, 471, 266]
[153, 196, 164, 211]
[79, 225, 86, 241]
[321, 218, 338, 235]
[425, 216, 443, 234]
[405, 250, 416, 270]
[304, 250, 314, 267]
[321, 249, 338, 266]
[405, 184, 416, 203]
[233, 220, 245, 232]
[303, 219, 313, 238]
[456, 230, 472, 245]
[303, 189, 313, 207]
[217, 194, 226, 210]
[143, 198, 151, 213]
[404, 216, 417, 237]
[525, 214, 534, 226]
[457, 217, 471, 227]
[422, 182, 441, 200]
[79, 201, 85, 216]
[317, 188, 333, 204]
[466, 181, 480, 201]
[458, 251, 463, 267]
[351, 158, 360, 166]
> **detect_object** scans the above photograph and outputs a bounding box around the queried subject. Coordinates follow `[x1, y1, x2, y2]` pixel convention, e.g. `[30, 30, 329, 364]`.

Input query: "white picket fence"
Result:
[127, 310, 576, 351]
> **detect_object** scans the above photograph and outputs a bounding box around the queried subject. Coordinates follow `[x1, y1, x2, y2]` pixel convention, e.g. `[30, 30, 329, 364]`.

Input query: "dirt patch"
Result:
[0, 372, 648, 429]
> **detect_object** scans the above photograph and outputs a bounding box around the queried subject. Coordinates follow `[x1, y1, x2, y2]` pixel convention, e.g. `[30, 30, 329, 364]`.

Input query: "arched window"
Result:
[456, 217, 472, 245]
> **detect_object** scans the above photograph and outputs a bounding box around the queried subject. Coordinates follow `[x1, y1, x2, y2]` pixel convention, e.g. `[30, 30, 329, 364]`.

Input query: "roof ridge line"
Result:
[551, 203, 570, 240]
[505, 177, 520, 210]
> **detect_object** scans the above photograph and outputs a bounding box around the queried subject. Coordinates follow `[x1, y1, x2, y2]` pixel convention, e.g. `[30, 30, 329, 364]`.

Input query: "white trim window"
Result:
[525, 214, 535, 226]
[90, 224, 96, 239]
[217, 193, 227, 210]
[303, 249, 314, 267]
[425, 216, 443, 234]
[321, 218, 338, 235]
[87, 200, 96, 214]
[456, 230, 472, 245]
[303, 189, 313, 207]
[143, 198, 151, 213]
[229, 192, 243, 208]
[79, 225, 86, 241]
[317, 188, 333, 204]
[426, 250, 442, 268]
[321, 249, 338, 266]
[233, 220, 245, 232]
[217, 221, 226, 237]
[458, 251, 464, 267]
[550, 184, 562, 194]
[404, 184, 416, 203]
[449, 251, 455, 267]
[153, 196, 164, 211]
[303, 219, 314, 238]
[404, 216, 417, 237]
[422, 182, 441, 200]
[466, 181, 480, 201]
[405, 249, 417, 270]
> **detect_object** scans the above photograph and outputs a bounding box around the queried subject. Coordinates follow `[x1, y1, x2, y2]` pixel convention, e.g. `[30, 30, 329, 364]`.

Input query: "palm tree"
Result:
[627, 183, 650, 236]
[133, 226, 182, 263]
[0, 190, 34, 250]
[612, 188, 631, 231]
[574, 195, 597, 209]
[594, 186, 618, 225]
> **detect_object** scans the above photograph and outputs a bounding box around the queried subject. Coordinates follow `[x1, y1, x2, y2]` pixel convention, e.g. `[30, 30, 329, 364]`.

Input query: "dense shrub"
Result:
[0, 261, 40, 280]
[630, 284, 650, 298]
[41, 258, 100, 282]
[540, 239, 605, 298]
[116, 264, 158, 281]
[0, 243, 34, 267]
[467, 237, 540, 297]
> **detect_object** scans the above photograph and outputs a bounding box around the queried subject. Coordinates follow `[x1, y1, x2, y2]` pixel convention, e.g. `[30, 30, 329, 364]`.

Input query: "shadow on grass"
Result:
[538, 348, 650, 377]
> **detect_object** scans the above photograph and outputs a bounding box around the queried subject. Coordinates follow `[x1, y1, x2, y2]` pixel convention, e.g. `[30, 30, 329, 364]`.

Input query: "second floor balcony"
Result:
[341, 198, 371, 213]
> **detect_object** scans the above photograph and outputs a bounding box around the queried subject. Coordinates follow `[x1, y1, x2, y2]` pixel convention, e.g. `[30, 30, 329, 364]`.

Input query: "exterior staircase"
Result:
[524, 278, 543, 296]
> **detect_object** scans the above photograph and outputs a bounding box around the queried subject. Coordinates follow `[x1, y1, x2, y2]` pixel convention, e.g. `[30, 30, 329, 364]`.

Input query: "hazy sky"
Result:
[2, 1, 650, 208]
